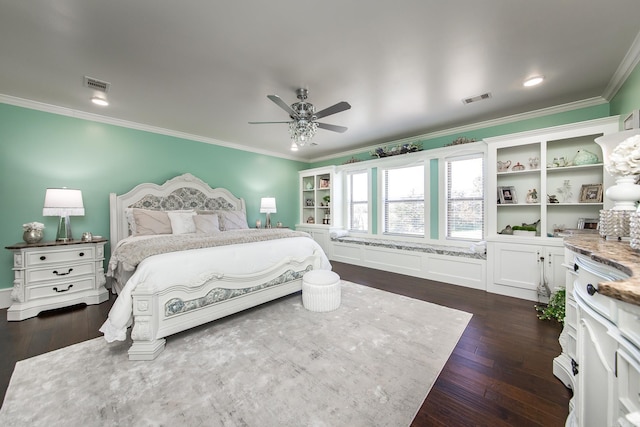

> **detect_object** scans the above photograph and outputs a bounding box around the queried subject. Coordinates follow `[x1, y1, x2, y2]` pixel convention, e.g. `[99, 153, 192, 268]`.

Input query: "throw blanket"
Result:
[108, 229, 310, 273]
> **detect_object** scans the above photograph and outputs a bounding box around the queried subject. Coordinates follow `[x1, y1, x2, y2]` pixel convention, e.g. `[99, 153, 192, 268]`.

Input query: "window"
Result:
[446, 156, 484, 240]
[382, 164, 424, 236]
[347, 171, 368, 232]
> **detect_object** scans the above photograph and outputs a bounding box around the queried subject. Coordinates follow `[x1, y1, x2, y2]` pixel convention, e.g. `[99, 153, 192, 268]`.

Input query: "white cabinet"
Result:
[487, 240, 565, 301]
[566, 251, 640, 427]
[485, 117, 619, 301]
[486, 117, 618, 240]
[297, 166, 342, 254]
[6, 239, 109, 321]
[299, 166, 341, 227]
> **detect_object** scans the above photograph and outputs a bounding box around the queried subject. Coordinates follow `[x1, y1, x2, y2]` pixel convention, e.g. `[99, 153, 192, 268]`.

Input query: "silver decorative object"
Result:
[599, 209, 631, 241]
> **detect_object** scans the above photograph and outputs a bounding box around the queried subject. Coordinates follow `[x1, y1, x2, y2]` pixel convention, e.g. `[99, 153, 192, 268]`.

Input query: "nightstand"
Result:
[5, 239, 109, 321]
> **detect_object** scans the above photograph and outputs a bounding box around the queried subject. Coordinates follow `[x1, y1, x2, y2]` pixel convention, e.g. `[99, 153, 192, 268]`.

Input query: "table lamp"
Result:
[260, 197, 277, 229]
[43, 188, 85, 241]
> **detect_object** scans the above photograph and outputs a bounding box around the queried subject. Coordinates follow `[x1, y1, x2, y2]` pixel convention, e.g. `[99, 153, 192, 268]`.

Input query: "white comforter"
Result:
[99, 235, 330, 342]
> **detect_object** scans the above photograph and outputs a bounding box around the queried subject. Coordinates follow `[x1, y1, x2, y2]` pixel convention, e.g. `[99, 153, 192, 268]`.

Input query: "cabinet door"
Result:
[576, 303, 618, 427]
[544, 246, 566, 291]
[492, 242, 540, 290]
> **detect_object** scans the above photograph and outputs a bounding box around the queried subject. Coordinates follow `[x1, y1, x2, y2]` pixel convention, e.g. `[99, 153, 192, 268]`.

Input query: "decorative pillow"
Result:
[168, 211, 197, 234]
[132, 209, 172, 236]
[218, 210, 249, 231]
[193, 214, 220, 233]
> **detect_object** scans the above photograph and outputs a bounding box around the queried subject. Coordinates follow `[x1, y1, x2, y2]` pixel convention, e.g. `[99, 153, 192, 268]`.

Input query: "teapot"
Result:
[497, 160, 511, 172]
[572, 149, 599, 166]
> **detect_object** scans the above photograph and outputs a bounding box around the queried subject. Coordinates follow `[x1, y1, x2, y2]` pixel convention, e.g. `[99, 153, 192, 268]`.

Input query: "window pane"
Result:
[383, 165, 424, 236]
[348, 171, 368, 232]
[446, 157, 483, 240]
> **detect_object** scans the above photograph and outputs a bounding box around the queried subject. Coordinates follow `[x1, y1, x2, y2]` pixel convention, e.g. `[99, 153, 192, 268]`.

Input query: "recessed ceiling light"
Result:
[91, 95, 109, 106]
[523, 76, 544, 87]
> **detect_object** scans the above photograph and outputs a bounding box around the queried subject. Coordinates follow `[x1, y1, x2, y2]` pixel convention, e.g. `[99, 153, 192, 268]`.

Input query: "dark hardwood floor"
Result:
[0, 261, 570, 426]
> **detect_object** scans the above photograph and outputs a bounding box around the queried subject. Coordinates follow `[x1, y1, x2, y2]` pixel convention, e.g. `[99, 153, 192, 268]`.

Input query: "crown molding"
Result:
[0, 93, 610, 165]
[309, 97, 608, 163]
[602, 30, 640, 101]
[0, 94, 303, 162]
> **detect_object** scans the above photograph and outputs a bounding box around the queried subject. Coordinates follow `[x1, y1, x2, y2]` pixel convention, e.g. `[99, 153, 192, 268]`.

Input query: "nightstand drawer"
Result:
[26, 277, 95, 301]
[26, 247, 95, 267]
[27, 262, 95, 284]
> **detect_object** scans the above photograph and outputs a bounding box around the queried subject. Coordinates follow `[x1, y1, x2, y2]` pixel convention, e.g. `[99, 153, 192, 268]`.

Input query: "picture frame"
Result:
[579, 183, 603, 203]
[319, 178, 330, 189]
[577, 218, 599, 230]
[498, 186, 517, 204]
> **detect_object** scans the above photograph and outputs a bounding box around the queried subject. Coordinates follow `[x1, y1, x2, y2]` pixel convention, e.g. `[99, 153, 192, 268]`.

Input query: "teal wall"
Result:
[1, 61, 639, 292]
[0, 103, 306, 290]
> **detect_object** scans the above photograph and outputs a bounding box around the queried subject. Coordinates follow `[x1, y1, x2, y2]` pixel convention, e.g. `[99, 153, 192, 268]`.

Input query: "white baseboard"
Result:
[0, 287, 13, 309]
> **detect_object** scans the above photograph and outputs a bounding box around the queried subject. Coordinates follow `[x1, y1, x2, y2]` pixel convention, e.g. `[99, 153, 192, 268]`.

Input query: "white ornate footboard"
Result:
[129, 250, 323, 360]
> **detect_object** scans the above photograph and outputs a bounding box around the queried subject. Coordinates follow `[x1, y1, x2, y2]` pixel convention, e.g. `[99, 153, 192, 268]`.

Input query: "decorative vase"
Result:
[23, 229, 43, 244]
[605, 175, 640, 211]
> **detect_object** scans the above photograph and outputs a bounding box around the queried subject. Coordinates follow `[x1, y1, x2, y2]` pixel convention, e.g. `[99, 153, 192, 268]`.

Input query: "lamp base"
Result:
[265, 213, 272, 229]
[56, 215, 73, 241]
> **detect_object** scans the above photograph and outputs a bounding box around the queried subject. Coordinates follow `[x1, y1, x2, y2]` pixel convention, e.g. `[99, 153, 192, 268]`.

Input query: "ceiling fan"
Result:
[249, 88, 351, 149]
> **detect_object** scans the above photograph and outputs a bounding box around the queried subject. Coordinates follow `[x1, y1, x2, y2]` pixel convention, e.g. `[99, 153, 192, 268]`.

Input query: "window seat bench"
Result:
[329, 236, 487, 290]
[331, 236, 486, 260]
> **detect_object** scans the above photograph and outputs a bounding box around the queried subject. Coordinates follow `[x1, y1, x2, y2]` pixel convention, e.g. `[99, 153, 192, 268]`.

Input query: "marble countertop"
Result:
[564, 235, 640, 306]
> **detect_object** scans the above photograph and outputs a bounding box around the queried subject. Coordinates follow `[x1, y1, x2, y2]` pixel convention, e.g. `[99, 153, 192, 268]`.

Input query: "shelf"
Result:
[548, 203, 603, 207]
[546, 163, 603, 173]
[497, 168, 540, 176]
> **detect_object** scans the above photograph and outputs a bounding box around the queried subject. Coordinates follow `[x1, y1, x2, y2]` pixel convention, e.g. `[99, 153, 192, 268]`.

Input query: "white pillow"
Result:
[168, 211, 197, 234]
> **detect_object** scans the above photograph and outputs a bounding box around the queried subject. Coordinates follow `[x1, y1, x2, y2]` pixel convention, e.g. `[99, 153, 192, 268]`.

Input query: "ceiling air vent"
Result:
[83, 76, 110, 93]
[462, 92, 491, 105]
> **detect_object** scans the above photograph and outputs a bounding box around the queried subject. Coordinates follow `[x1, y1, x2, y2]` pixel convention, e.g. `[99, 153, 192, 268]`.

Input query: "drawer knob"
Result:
[586, 283, 597, 296]
[571, 358, 579, 376]
[52, 284, 73, 293]
[574, 263, 579, 272]
[78, 252, 85, 257]
[40, 256, 46, 261]
[52, 268, 73, 276]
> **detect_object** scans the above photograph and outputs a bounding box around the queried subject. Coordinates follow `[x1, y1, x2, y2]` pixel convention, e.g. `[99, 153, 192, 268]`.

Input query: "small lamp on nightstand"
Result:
[43, 188, 85, 241]
[260, 197, 277, 229]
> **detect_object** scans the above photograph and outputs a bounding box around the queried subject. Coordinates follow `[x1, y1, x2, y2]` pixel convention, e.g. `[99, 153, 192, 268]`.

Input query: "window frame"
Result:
[380, 162, 426, 237]
[444, 153, 485, 241]
[345, 169, 370, 233]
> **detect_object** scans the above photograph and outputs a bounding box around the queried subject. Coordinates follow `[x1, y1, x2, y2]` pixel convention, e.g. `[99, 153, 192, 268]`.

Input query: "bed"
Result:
[100, 173, 331, 360]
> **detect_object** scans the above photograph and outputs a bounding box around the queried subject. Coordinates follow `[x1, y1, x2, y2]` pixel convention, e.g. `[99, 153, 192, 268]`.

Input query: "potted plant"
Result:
[535, 288, 566, 323]
[512, 225, 536, 236]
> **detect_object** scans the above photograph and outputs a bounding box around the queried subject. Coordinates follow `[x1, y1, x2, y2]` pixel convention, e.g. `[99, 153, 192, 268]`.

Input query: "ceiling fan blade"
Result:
[248, 121, 292, 124]
[314, 101, 351, 120]
[267, 95, 299, 119]
[316, 122, 348, 133]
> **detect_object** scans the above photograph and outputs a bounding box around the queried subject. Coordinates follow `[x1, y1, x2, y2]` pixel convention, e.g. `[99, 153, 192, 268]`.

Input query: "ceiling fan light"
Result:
[523, 76, 544, 87]
[290, 142, 299, 151]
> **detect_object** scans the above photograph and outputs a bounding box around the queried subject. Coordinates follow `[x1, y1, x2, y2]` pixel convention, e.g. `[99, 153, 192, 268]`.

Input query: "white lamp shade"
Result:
[43, 188, 85, 216]
[259, 197, 277, 213]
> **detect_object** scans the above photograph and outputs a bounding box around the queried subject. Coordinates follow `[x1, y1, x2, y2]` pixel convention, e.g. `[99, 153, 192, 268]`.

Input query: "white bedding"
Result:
[100, 235, 331, 342]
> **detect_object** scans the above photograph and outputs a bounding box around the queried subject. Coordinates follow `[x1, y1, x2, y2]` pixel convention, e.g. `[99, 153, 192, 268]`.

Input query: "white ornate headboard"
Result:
[109, 173, 246, 254]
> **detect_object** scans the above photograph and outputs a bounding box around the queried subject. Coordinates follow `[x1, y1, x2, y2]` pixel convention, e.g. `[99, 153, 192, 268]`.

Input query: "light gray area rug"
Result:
[0, 281, 471, 427]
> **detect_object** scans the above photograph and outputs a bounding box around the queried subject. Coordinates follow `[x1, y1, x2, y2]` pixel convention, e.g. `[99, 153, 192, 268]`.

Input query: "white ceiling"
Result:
[1, 1, 639, 162]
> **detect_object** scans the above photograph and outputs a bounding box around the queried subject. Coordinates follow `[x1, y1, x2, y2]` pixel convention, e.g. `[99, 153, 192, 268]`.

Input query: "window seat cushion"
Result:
[331, 236, 486, 260]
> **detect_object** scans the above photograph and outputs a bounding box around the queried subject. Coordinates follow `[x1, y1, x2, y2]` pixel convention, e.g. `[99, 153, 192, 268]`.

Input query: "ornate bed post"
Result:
[128, 284, 166, 361]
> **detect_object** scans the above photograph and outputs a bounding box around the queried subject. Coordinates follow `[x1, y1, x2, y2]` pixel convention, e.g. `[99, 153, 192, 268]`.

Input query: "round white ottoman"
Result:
[302, 270, 341, 312]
